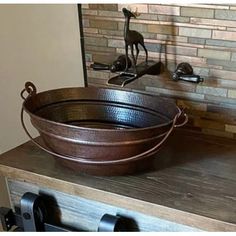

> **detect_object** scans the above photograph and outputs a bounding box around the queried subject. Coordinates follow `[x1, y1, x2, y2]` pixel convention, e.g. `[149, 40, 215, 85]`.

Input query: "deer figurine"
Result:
[122, 8, 148, 73]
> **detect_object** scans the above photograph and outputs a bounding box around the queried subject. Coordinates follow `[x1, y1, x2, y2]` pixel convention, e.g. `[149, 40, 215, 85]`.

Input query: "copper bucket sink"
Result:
[20, 82, 188, 176]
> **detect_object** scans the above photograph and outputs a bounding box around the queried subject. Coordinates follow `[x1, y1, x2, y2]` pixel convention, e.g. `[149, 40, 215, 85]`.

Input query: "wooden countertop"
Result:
[0, 129, 236, 231]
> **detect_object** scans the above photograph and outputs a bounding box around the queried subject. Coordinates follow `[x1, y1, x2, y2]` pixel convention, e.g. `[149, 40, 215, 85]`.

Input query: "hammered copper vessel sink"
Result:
[21, 82, 188, 176]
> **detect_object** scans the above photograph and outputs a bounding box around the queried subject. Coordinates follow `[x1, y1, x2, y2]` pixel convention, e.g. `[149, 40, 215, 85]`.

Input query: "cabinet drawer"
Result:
[7, 179, 201, 232]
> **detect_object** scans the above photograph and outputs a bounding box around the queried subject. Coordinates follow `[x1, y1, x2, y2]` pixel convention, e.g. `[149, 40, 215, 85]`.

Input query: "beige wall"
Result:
[0, 4, 84, 154]
[0, 4, 85, 208]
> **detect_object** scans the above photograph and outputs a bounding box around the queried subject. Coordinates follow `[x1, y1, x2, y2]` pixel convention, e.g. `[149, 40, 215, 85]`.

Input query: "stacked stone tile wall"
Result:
[82, 4, 236, 138]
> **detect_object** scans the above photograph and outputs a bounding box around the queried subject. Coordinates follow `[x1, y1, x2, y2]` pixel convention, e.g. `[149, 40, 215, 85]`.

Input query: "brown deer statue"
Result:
[122, 8, 148, 73]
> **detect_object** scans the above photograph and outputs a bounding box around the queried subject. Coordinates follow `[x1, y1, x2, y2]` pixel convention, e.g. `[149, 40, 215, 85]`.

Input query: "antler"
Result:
[131, 7, 141, 17]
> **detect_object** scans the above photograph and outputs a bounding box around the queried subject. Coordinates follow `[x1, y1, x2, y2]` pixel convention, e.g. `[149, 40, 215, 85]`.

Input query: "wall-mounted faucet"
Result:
[95, 9, 202, 87]
[172, 62, 204, 83]
[91, 55, 132, 73]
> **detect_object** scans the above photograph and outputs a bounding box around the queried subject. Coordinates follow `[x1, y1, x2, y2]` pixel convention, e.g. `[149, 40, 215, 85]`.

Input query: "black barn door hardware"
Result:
[0, 192, 127, 232]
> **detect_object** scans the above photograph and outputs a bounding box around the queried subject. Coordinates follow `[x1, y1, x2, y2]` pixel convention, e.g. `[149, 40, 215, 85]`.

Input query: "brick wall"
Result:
[81, 4, 236, 139]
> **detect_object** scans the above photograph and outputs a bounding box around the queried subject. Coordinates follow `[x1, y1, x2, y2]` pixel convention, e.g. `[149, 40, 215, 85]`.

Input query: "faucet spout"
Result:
[107, 61, 162, 87]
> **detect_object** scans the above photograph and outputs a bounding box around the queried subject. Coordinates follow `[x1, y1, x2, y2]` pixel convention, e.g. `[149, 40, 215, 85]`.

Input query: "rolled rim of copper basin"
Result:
[20, 81, 188, 175]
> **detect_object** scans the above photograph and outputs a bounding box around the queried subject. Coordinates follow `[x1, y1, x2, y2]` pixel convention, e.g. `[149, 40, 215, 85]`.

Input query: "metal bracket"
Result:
[98, 214, 126, 232]
[0, 207, 16, 231]
[0, 192, 126, 232]
[20, 192, 46, 231]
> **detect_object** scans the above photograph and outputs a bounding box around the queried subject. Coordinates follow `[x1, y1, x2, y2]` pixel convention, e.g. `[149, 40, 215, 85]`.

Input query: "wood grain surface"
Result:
[0, 129, 236, 231]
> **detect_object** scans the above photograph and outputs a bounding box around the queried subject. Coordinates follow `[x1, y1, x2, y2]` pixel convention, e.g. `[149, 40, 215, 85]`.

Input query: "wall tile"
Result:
[177, 99, 207, 111]
[226, 27, 236, 32]
[191, 17, 235, 28]
[162, 81, 196, 92]
[149, 5, 180, 15]
[228, 89, 236, 98]
[82, 19, 89, 28]
[194, 118, 225, 130]
[205, 95, 236, 105]
[179, 27, 211, 38]
[206, 39, 236, 48]
[202, 129, 234, 138]
[196, 86, 227, 97]
[161, 45, 197, 56]
[231, 52, 236, 61]
[148, 25, 178, 35]
[84, 37, 108, 47]
[82, 4, 89, 9]
[207, 104, 236, 116]
[145, 43, 162, 52]
[213, 30, 236, 41]
[192, 67, 209, 76]
[193, 108, 235, 122]
[198, 49, 231, 60]
[156, 34, 188, 43]
[145, 87, 204, 100]
[82, 9, 98, 16]
[90, 19, 118, 30]
[181, 7, 214, 18]
[89, 4, 118, 11]
[85, 45, 116, 53]
[98, 10, 123, 18]
[118, 22, 148, 32]
[173, 55, 207, 66]
[87, 70, 111, 79]
[157, 15, 190, 23]
[225, 124, 236, 133]
[138, 13, 159, 21]
[188, 37, 206, 45]
[108, 39, 125, 48]
[88, 77, 108, 86]
[99, 29, 123, 37]
[83, 28, 99, 34]
[207, 59, 236, 70]
[180, 4, 229, 9]
[215, 9, 236, 20]
[209, 69, 236, 80]
[142, 32, 158, 39]
[218, 79, 236, 89]
[92, 53, 117, 64]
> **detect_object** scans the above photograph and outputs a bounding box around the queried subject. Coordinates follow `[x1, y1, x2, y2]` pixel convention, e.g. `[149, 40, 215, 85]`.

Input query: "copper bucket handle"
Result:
[174, 107, 188, 128]
[20, 82, 37, 100]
